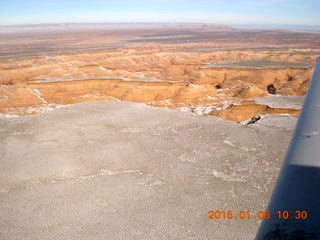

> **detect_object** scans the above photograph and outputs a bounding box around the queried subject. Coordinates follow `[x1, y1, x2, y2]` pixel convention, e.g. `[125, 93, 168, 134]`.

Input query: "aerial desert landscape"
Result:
[1, 23, 320, 239]
[1, 24, 319, 121]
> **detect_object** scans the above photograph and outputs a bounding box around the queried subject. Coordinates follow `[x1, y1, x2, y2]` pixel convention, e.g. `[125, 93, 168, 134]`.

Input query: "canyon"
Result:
[1, 24, 319, 122]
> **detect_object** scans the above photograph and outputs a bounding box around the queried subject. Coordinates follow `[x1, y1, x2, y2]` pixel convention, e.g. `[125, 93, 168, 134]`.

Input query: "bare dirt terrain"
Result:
[0, 101, 297, 240]
[0, 24, 319, 239]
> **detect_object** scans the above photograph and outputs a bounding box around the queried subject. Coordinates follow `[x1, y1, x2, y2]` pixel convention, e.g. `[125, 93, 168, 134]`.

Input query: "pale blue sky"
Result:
[0, 0, 319, 26]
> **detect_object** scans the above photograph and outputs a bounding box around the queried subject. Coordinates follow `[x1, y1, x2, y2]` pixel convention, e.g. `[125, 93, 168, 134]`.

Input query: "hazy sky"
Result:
[0, 0, 319, 26]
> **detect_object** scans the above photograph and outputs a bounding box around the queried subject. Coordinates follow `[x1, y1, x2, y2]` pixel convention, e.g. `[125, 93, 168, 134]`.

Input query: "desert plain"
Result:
[0, 24, 320, 239]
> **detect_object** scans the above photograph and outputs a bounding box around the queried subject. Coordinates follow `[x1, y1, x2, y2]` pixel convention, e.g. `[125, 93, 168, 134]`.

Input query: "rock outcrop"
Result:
[212, 102, 300, 122]
[0, 25, 318, 121]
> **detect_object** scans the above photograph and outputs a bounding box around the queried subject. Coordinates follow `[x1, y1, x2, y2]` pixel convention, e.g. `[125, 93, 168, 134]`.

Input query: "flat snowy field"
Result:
[0, 101, 298, 240]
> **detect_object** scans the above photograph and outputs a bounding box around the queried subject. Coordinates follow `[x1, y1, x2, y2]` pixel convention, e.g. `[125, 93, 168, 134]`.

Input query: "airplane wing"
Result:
[256, 58, 320, 239]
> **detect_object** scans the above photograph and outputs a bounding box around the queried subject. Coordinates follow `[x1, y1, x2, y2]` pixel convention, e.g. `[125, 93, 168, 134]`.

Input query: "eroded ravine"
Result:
[0, 47, 317, 121]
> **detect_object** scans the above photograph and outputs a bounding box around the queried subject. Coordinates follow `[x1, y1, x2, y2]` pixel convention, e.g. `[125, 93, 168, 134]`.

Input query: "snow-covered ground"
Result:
[0, 101, 298, 239]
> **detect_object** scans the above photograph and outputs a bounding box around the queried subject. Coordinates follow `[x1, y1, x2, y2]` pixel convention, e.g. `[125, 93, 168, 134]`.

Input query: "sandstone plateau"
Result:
[0, 24, 320, 121]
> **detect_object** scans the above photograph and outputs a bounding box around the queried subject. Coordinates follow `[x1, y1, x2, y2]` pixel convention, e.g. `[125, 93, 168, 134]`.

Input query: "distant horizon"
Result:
[1, 0, 318, 27]
[1, 22, 320, 32]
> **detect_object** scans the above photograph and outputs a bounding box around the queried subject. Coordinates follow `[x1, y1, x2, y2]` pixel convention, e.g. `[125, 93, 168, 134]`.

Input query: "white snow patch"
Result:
[206, 95, 217, 100]
[196, 168, 245, 182]
[99, 66, 108, 72]
[148, 180, 165, 187]
[192, 106, 214, 115]
[120, 128, 142, 134]
[179, 107, 192, 112]
[1, 114, 19, 118]
[179, 154, 197, 163]
[30, 89, 47, 103]
[223, 139, 235, 147]
[189, 83, 202, 89]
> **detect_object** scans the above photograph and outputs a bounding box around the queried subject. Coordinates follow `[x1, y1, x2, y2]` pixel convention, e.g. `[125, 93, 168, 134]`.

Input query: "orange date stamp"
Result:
[208, 210, 309, 220]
